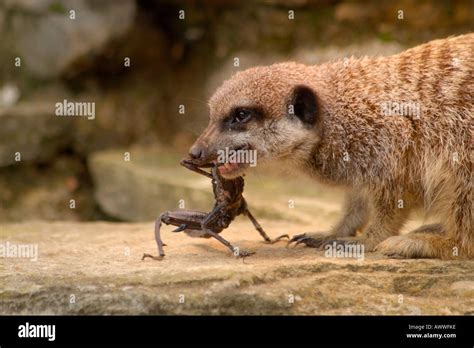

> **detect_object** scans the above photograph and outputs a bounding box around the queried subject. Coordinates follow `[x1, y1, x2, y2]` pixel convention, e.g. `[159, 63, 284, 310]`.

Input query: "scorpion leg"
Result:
[203, 227, 255, 258]
[142, 220, 164, 260]
[142, 214, 168, 261]
[142, 211, 206, 261]
[202, 204, 255, 258]
[245, 208, 289, 244]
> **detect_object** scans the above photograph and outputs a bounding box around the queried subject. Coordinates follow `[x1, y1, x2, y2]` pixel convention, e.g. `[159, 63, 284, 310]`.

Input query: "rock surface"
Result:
[11, 0, 136, 79]
[0, 102, 70, 166]
[0, 156, 97, 221]
[0, 221, 472, 315]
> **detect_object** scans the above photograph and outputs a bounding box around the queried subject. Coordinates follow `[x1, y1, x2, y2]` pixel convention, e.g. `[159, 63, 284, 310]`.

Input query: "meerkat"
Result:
[187, 34, 473, 260]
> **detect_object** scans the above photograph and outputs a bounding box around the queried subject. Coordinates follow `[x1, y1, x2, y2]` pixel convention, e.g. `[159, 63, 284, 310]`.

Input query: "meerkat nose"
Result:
[189, 146, 204, 160]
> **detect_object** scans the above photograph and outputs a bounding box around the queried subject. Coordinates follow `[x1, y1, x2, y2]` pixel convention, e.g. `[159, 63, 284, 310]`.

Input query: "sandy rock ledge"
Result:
[0, 221, 472, 315]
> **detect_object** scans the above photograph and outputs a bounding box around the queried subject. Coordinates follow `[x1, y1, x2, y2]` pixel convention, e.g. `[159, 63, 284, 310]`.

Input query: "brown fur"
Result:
[190, 34, 474, 259]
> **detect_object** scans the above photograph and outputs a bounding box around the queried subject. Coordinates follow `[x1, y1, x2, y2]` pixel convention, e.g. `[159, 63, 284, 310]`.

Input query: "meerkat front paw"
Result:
[288, 233, 379, 252]
[287, 232, 362, 249]
[323, 236, 379, 252]
[287, 232, 336, 249]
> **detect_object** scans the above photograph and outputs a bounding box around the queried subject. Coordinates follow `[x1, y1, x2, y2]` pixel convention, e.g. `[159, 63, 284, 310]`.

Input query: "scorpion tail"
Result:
[172, 224, 187, 233]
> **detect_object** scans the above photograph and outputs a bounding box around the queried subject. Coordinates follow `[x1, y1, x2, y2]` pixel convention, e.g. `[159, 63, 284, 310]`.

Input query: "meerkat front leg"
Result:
[290, 189, 411, 251]
[288, 190, 369, 248]
[325, 190, 412, 251]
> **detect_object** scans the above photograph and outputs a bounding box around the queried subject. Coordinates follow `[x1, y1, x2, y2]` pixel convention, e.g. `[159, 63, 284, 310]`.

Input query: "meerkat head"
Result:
[188, 62, 322, 178]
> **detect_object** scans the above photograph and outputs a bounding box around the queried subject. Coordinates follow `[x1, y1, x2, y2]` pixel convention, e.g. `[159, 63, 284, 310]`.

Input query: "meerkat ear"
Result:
[289, 85, 318, 126]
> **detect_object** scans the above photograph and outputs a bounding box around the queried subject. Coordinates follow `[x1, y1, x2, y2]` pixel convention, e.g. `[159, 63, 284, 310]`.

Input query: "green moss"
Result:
[378, 31, 394, 42]
[48, 2, 67, 14]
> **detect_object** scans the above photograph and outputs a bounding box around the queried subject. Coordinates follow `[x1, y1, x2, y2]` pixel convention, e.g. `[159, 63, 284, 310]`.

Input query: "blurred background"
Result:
[0, 0, 472, 223]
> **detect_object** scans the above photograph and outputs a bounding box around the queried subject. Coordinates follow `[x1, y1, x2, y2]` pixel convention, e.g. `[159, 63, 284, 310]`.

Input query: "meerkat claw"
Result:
[286, 233, 309, 248]
[287, 233, 334, 248]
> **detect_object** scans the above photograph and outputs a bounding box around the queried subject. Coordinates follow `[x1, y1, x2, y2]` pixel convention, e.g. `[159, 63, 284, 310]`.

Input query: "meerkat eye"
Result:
[232, 109, 252, 124]
[221, 106, 263, 131]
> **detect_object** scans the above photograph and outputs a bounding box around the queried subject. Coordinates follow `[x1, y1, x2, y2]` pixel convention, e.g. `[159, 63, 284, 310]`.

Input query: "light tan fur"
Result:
[190, 34, 473, 259]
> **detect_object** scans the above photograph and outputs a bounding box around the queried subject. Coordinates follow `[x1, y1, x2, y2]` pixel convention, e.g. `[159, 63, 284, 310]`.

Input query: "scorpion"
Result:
[142, 159, 289, 260]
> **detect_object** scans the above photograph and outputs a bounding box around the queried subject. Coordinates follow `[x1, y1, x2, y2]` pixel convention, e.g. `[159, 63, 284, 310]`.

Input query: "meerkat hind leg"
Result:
[375, 233, 456, 259]
[373, 223, 447, 258]
[373, 223, 447, 259]
[376, 187, 471, 259]
[410, 223, 445, 235]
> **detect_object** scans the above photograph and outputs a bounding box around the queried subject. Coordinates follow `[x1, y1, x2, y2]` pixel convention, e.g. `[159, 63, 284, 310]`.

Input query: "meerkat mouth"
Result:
[218, 161, 250, 177]
[215, 144, 254, 177]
